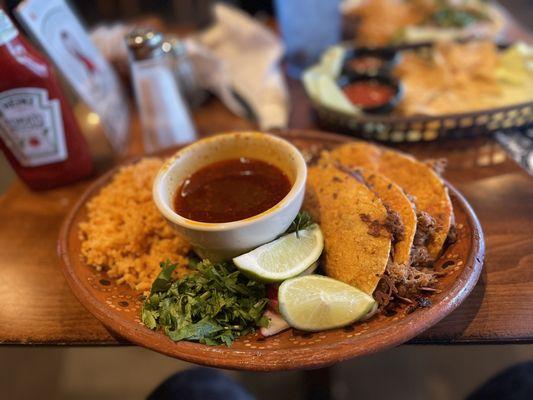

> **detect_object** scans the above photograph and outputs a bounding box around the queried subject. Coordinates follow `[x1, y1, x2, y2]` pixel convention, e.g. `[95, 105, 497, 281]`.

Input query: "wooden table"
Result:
[3, 2, 533, 345]
[1, 79, 532, 346]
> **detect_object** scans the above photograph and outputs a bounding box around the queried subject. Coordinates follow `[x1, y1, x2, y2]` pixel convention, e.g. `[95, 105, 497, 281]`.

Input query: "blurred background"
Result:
[57, 0, 533, 28]
[1, 0, 531, 192]
[0, 1, 532, 399]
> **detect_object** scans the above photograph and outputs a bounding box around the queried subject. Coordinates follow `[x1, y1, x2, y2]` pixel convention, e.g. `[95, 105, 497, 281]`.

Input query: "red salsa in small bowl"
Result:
[338, 74, 402, 114]
[343, 81, 396, 108]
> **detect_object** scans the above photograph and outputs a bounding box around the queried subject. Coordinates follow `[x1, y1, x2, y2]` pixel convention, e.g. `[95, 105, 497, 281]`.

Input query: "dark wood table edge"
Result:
[5, 338, 533, 347]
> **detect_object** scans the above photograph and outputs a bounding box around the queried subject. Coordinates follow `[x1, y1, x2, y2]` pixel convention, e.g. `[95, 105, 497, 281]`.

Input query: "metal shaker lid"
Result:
[125, 28, 167, 61]
[165, 35, 187, 58]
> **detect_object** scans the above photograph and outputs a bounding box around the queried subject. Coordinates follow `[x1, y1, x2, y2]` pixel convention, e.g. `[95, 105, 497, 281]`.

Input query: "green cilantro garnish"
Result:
[141, 260, 269, 346]
[285, 211, 314, 238]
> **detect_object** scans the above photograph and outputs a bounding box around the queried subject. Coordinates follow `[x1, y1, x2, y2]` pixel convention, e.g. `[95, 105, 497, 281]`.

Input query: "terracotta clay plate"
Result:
[57, 129, 485, 371]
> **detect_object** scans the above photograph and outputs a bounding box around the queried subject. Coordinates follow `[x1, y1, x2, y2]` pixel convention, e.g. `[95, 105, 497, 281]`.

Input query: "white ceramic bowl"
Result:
[153, 131, 307, 261]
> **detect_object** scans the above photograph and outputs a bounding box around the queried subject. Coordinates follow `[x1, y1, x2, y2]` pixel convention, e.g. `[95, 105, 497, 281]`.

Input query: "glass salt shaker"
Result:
[166, 36, 207, 110]
[126, 29, 197, 154]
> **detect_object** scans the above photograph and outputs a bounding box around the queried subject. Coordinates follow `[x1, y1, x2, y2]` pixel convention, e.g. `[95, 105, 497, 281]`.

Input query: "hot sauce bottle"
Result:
[0, 9, 93, 190]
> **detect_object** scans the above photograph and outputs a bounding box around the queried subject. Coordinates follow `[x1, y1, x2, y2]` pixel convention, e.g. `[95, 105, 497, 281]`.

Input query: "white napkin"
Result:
[90, 4, 289, 130]
[189, 4, 289, 130]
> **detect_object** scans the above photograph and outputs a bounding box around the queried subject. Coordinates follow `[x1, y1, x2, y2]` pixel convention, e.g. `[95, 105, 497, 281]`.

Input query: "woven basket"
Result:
[312, 99, 533, 142]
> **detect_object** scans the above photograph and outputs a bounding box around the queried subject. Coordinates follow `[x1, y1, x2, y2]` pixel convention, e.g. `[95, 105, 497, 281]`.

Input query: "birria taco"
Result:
[303, 142, 456, 311]
[304, 161, 391, 295]
[327, 142, 452, 262]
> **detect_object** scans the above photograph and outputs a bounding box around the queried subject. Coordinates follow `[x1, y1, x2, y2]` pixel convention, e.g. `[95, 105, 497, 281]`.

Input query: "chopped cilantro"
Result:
[141, 212, 315, 346]
[141, 260, 268, 346]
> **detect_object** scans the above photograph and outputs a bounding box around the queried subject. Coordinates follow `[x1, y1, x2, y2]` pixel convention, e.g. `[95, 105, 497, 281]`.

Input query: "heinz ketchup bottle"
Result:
[0, 9, 93, 190]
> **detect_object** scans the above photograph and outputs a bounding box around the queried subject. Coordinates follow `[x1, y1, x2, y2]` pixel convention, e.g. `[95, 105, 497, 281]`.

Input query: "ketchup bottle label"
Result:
[0, 10, 17, 45]
[0, 87, 68, 167]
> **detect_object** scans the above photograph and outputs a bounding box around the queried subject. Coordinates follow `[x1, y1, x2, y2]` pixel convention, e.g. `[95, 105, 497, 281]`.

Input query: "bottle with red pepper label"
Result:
[0, 9, 93, 190]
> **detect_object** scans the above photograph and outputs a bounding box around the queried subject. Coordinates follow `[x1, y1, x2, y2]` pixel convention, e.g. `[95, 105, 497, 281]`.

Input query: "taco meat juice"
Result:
[174, 158, 291, 223]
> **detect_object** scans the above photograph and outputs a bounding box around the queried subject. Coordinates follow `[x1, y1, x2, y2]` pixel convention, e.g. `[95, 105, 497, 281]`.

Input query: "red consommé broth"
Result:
[174, 158, 292, 223]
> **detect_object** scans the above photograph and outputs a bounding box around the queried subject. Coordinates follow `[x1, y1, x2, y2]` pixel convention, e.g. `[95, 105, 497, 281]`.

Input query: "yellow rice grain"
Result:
[79, 158, 191, 292]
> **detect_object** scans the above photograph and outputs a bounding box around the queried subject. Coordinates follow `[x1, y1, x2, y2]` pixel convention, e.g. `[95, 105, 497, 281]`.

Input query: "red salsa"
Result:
[343, 81, 396, 108]
[174, 158, 291, 223]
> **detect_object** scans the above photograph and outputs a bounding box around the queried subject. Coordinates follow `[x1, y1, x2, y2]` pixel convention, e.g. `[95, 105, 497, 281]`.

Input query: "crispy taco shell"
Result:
[304, 162, 391, 295]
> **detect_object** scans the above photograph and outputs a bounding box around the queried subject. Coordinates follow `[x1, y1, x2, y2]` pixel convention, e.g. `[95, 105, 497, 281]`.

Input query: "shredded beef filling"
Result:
[384, 205, 405, 244]
[374, 211, 441, 312]
[374, 259, 438, 311]
[410, 211, 437, 268]
[413, 211, 436, 247]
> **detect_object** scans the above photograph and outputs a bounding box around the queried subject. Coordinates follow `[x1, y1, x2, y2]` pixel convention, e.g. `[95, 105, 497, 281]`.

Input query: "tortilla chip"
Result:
[304, 162, 391, 295]
[328, 142, 452, 259]
[395, 40, 533, 115]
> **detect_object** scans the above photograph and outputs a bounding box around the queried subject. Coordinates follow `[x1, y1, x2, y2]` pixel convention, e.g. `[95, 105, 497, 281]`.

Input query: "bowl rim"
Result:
[152, 131, 308, 232]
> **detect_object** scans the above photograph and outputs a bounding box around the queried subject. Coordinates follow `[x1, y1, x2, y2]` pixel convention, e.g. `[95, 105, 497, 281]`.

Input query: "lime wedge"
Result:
[233, 225, 324, 282]
[278, 275, 376, 331]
